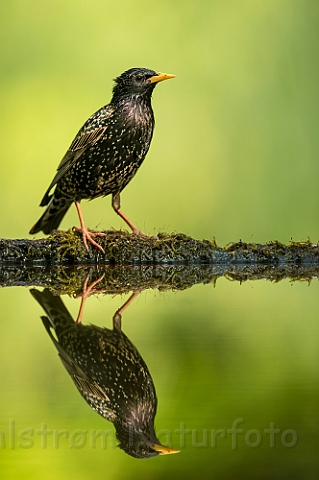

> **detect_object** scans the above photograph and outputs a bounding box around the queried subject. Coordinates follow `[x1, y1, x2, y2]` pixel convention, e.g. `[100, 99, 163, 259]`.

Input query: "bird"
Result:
[29, 68, 175, 253]
[30, 286, 179, 458]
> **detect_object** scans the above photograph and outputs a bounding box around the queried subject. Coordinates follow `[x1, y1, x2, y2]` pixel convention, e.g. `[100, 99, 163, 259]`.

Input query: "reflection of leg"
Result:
[74, 200, 107, 253]
[76, 273, 105, 324]
[117, 290, 140, 316]
[113, 290, 140, 331]
[112, 193, 145, 235]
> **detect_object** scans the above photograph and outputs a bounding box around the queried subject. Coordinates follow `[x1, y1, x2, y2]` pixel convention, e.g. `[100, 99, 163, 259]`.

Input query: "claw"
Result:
[73, 225, 106, 253]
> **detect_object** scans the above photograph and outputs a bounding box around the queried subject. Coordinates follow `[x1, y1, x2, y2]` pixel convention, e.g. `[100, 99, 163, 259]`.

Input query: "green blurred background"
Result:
[1, 1, 319, 479]
[1, 0, 319, 243]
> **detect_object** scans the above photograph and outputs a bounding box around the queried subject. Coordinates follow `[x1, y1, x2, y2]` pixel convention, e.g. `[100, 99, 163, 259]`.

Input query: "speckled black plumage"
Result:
[31, 288, 177, 458]
[30, 68, 175, 239]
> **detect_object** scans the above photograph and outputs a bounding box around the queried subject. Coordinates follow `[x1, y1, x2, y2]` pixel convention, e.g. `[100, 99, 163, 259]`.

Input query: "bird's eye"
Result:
[135, 75, 143, 82]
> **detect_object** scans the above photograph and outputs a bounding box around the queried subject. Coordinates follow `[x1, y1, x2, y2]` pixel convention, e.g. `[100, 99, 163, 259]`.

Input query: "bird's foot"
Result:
[130, 227, 159, 240]
[131, 226, 145, 236]
[75, 273, 105, 324]
[113, 205, 159, 239]
[73, 225, 106, 253]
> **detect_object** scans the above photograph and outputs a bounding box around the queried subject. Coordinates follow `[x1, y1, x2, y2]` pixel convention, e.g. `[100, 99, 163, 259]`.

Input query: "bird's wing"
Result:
[40, 127, 106, 205]
[58, 341, 118, 422]
[56, 335, 110, 402]
[40, 106, 114, 206]
[57, 127, 107, 173]
[71, 373, 110, 402]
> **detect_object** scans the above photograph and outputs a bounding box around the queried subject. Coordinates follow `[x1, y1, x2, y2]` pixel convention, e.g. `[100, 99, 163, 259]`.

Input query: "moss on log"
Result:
[1, 230, 319, 265]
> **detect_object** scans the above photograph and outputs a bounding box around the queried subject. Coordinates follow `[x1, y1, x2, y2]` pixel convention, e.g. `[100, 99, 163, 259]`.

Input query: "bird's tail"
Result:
[29, 193, 72, 235]
[31, 289, 81, 376]
[30, 288, 75, 334]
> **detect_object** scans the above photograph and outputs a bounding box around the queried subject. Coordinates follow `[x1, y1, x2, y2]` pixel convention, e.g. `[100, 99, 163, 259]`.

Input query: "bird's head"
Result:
[116, 426, 180, 459]
[112, 67, 175, 102]
[114, 406, 179, 459]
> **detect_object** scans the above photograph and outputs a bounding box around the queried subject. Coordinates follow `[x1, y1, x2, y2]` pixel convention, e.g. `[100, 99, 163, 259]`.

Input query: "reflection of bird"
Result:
[29, 68, 175, 252]
[31, 288, 179, 458]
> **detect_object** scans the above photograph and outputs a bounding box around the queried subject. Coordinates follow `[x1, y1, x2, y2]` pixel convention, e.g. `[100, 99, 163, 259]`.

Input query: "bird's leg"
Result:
[113, 290, 140, 331]
[76, 273, 106, 324]
[112, 193, 145, 235]
[73, 200, 106, 253]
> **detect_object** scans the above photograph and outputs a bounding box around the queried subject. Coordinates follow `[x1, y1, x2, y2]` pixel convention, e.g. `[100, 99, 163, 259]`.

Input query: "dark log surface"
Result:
[1, 230, 319, 265]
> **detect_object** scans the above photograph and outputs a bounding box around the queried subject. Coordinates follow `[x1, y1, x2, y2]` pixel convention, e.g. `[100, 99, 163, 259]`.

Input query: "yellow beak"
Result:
[150, 72, 176, 84]
[152, 443, 180, 455]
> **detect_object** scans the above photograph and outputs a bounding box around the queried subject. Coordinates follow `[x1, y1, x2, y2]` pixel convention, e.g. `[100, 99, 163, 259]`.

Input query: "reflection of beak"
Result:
[150, 72, 176, 84]
[152, 443, 180, 455]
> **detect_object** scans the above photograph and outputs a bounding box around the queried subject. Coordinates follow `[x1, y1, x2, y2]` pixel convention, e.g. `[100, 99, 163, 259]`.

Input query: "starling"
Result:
[29, 68, 175, 253]
[30, 287, 179, 458]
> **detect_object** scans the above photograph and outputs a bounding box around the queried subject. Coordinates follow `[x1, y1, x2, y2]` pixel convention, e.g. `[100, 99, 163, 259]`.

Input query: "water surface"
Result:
[0, 267, 318, 479]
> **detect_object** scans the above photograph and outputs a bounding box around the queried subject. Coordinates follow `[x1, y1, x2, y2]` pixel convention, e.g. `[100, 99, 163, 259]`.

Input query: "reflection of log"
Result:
[1, 263, 319, 293]
[1, 230, 319, 265]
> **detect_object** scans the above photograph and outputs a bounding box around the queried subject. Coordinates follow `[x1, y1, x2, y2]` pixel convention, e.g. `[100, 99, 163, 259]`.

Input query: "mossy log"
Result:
[1, 230, 319, 266]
